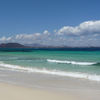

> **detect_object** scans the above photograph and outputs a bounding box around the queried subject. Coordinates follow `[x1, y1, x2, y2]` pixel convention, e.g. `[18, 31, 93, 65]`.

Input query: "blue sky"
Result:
[0, 0, 100, 46]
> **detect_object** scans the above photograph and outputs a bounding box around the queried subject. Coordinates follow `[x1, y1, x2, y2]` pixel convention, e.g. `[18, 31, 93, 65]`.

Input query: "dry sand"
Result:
[0, 81, 100, 100]
[0, 82, 77, 100]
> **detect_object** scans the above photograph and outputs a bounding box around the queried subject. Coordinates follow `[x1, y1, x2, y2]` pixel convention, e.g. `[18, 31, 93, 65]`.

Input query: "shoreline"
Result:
[1, 61, 100, 82]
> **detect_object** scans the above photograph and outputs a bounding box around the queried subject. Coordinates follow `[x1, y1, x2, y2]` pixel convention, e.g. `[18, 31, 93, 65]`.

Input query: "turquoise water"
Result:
[0, 50, 100, 81]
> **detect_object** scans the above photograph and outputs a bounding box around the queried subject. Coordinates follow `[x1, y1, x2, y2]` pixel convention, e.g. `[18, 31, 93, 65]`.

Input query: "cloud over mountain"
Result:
[0, 20, 100, 46]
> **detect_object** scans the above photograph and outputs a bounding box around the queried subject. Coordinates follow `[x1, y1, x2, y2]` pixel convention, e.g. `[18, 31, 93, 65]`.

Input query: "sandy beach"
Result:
[0, 0, 100, 99]
[0, 62, 100, 100]
[0, 82, 77, 100]
[0, 81, 100, 100]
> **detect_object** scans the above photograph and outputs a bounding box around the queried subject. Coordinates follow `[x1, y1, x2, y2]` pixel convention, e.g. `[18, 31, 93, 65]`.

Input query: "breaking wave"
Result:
[0, 62, 100, 82]
[47, 59, 98, 66]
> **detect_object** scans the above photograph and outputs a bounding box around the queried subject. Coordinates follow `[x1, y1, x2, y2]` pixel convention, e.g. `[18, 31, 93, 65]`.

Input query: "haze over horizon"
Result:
[0, 0, 100, 47]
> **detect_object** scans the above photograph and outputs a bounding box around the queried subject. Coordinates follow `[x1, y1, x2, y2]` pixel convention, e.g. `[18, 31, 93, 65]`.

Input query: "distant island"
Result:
[0, 43, 100, 51]
[0, 43, 28, 48]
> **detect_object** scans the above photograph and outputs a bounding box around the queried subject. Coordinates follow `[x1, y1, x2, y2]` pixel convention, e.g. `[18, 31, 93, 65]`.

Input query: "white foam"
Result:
[0, 62, 100, 82]
[47, 59, 96, 65]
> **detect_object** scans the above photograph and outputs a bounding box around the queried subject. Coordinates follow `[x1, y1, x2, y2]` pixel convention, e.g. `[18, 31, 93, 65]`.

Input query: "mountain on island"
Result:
[0, 43, 100, 51]
[0, 43, 29, 48]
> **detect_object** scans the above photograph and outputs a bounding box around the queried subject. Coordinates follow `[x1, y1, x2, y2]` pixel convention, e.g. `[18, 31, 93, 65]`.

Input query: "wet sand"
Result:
[0, 69, 100, 100]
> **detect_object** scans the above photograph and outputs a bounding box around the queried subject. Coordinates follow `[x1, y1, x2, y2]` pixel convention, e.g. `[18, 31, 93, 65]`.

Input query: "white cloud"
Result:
[43, 30, 50, 35]
[0, 20, 100, 46]
[57, 20, 100, 36]
[0, 36, 12, 42]
[15, 33, 41, 40]
[0, 37, 7, 41]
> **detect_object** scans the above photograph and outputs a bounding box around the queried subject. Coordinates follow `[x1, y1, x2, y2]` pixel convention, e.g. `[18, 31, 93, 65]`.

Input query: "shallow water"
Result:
[0, 50, 100, 81]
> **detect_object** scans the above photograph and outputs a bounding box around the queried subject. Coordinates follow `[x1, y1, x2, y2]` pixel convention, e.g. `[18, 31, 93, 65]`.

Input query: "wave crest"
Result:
[47, 59, 97, 66]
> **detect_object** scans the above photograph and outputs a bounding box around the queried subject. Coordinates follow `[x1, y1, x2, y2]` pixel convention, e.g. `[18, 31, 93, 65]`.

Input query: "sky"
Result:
[0, 0, 100, 46]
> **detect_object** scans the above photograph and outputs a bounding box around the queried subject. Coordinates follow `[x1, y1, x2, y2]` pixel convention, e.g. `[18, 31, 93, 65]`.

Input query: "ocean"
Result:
[0, 50, 100, 82]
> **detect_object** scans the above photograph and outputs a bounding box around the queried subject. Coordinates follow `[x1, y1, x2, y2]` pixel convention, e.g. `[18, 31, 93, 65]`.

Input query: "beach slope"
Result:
[0, 83, 76, 100]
